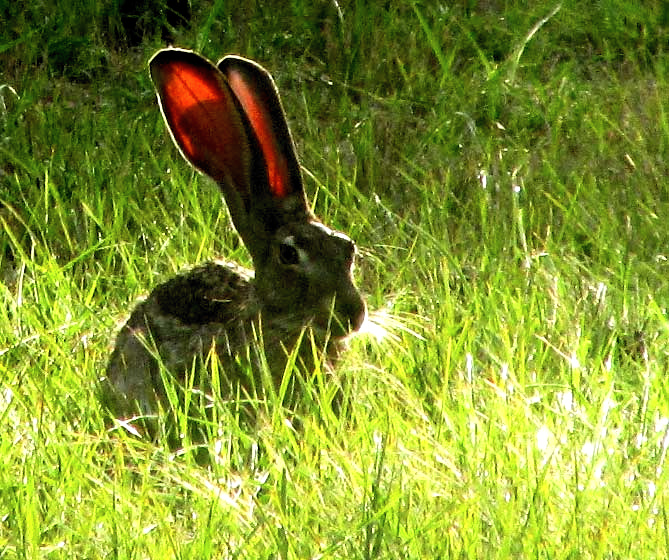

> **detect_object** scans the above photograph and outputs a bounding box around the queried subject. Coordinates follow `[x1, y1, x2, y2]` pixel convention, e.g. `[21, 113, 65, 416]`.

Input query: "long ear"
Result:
[149, 48, 253, 243]
[218, 55, 308, 214]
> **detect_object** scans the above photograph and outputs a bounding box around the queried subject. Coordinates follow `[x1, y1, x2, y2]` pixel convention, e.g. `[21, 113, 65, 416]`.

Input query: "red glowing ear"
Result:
[218, 55, 303, 201]
[149, 49, 252, 199]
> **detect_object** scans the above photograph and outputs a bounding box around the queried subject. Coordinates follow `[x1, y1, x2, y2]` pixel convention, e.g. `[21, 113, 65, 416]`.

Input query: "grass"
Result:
[2, 0, 669, 557]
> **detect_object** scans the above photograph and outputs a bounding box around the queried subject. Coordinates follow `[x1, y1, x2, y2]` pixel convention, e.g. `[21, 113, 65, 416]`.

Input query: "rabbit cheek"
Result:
[256, 263, 309, 316]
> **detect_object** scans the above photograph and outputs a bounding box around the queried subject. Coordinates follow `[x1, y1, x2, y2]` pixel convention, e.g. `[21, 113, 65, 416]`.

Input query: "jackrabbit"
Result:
[102, 48, 366, 424]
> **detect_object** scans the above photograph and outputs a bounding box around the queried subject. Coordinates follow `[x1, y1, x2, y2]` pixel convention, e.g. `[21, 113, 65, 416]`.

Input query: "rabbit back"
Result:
[103, 261, 260, 419]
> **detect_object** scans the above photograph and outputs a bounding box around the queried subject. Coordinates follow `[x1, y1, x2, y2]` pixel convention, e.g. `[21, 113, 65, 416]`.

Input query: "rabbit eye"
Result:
[279, 241, 300, 265]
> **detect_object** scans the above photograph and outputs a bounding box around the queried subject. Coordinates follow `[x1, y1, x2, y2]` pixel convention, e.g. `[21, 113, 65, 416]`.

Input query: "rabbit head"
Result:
[149, 49, 366, 344]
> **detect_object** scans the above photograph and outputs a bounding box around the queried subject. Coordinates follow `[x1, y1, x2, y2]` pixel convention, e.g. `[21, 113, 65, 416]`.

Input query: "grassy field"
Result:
[2, 1, 669, 557]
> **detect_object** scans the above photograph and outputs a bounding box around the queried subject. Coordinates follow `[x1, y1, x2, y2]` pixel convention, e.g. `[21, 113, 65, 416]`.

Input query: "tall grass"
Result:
[2, 1, 669, 557]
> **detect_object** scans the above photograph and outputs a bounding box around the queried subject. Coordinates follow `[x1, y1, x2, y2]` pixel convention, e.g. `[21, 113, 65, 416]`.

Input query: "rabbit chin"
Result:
[311, 305, 368, 341]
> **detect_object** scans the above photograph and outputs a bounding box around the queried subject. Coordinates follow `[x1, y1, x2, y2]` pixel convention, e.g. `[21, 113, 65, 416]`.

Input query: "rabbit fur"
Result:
[102, 48, 366, 424]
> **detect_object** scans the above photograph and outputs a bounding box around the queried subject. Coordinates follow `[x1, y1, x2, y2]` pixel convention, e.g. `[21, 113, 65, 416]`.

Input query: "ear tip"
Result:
[150, 47, 185, 66]
[149, 48, 179, 80]
[218, 54, 270, 78]
[149, 48, 214, 77]
[218, 54, 249, 66]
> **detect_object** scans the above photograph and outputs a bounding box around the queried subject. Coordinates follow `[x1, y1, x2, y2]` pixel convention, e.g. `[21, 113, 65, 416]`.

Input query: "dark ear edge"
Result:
[217, 55, 307, 210]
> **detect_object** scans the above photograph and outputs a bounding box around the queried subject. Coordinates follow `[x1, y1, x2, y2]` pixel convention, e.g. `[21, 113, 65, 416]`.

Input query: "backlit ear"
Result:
[149, 49, 252, 202]
[218, 56, 304, 202]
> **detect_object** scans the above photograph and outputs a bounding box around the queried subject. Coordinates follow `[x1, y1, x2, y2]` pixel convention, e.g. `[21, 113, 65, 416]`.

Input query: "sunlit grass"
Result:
[2, 1, 669, 558]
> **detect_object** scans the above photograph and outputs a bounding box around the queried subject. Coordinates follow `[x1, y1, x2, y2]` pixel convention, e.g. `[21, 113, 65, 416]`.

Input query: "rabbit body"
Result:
[104, 262, 255, 418]
[104, 223, 363, 419]
[102, 49, 366, 422]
